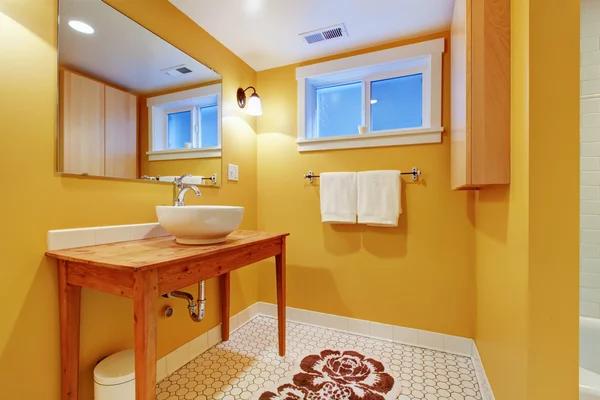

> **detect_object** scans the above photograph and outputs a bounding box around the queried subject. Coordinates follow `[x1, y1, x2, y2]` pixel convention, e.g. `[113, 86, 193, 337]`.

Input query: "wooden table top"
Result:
[46, 230, 289, 271]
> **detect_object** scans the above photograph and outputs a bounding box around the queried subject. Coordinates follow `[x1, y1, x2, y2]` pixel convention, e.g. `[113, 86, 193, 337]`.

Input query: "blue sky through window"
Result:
[371, 73, 423, 131]
[167, 111, 191, 149]
[316, 82, 362, 138]
[200, 105, 218, 147]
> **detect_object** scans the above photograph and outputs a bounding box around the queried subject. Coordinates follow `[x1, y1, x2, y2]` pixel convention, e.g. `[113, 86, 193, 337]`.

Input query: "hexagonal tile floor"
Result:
[155, 316, 482, 400]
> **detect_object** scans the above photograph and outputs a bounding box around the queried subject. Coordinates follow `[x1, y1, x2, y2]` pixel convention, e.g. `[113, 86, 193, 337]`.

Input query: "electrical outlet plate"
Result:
[228, 164, 239, 181]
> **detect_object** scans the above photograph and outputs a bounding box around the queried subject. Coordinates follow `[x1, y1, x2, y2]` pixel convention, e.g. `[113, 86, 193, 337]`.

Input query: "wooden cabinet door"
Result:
[450, 0, 510, 190]
[450, 0, 470, 190]
[60, 70, 105, 176]
[105, 86, 138, 179]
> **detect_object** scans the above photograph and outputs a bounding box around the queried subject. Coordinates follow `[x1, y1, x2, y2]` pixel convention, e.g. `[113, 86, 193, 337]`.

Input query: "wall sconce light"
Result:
[237, 86, 263, 116]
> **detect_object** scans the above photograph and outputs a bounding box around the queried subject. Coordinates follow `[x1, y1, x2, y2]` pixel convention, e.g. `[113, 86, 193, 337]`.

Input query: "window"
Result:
[146, 84, 221, 161]
[370, 74, 423, 131]
[316, 82, 363, 138]
[167, 110, 192, 149]
[296, 39, 444, 152]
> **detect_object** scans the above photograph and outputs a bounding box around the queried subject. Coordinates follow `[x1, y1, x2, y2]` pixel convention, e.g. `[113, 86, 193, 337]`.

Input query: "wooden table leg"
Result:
[275, 237, 287, 356]
[221, 272, 231, 341]
[59, 260, 81, 400]
[133, 270, 158, 400]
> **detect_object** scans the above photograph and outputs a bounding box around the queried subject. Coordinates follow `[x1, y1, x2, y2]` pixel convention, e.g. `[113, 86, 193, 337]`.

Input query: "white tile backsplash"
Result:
[47, 223, 170, 252]
[581, 301, 600, 318]
[583, 65, 600, 82]
[582, 215, 600, 229]
[582, 128, 600, 142]
[582, 1, 600, 319]
[582, 272, 600, 288]
[94, 226, 131, 245]
[583, 36, 600, 52]
[130, 223, 169, 240]
[582, 288, 600, 303]
[582, 244, 600, 259]
[582, 157, 600, 171]
[47, 228, 96, 251]
[583, 258, 600, 273]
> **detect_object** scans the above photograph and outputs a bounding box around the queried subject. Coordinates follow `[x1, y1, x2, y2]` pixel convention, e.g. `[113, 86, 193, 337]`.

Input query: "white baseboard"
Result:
[156, 302, 259, 382]
[158, 301, 495, 400]
[471, 341, 495, 400]
[258, 302, 473, 356]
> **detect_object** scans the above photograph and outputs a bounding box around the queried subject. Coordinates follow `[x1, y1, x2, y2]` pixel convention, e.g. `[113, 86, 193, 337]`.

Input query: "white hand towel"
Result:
[357, 170, 402, 227]
[320, 172, 358, 224]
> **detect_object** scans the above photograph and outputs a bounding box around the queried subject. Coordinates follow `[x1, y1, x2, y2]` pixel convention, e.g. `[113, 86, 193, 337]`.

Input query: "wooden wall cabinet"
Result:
[60, 70, 106, 176]
[60, 70, 138, 179]
[451, 0, 511, 190]
[105, 86, 137, 179]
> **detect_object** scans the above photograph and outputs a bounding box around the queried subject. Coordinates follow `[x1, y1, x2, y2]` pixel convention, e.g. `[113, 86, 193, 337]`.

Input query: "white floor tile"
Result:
[155, 316, 483, 400]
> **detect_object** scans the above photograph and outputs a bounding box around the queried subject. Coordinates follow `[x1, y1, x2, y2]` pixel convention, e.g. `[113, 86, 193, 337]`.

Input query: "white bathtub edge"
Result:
[472, 342, 495, 400]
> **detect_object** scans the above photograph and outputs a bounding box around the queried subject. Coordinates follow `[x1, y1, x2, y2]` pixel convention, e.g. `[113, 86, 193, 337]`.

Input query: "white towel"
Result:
[320, 172, 357, 224]
[357, 170, 402, 227]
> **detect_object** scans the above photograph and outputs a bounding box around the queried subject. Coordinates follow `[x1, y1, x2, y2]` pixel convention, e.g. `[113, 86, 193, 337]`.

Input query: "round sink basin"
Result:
[156, 206, 244, 245]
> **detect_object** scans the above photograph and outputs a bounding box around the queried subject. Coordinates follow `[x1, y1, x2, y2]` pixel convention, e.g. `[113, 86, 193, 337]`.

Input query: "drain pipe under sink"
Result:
[164, 281, 206, 322]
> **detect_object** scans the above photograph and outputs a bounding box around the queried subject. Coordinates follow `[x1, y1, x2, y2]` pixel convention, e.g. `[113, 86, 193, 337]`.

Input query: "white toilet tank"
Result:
[94, 349, 135, 400]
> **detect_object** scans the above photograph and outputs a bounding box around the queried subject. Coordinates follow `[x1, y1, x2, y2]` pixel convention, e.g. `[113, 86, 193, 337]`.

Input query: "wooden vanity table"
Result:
[46, 230, 289, 400]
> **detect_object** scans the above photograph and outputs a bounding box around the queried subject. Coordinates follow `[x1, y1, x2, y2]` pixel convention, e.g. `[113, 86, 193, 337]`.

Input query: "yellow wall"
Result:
[256, 32, 476, 337]
[474, 0, 580, 398]
[0, 1, 258, 399]
[0, 1, 580, 399]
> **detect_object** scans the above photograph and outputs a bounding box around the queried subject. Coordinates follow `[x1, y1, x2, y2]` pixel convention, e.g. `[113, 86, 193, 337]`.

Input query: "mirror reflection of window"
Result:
[57, 0, 223, 183]
[168, 111, 192, 149]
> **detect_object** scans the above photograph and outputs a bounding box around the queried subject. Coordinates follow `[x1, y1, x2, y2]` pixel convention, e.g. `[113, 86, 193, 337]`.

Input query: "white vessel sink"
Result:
[156, 206, 244, 245]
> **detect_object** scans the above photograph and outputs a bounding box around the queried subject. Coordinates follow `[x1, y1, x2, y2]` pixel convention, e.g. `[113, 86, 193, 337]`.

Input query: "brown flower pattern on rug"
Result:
[258, 350, 399, 400]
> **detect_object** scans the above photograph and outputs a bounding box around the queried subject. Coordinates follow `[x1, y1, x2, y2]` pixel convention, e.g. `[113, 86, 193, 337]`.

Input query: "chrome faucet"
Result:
[173, 174, 202, 206]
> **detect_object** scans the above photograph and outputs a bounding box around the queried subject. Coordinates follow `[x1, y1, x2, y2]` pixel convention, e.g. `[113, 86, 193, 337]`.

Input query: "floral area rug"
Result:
[254, 349, 401, 400]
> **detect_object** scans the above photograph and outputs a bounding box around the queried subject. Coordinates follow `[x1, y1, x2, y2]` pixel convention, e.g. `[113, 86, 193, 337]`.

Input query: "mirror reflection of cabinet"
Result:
[59, 69, 138, 179]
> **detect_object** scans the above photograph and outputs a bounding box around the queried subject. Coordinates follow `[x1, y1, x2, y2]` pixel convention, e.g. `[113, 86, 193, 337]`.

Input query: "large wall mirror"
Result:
[57, 0, 223, 187]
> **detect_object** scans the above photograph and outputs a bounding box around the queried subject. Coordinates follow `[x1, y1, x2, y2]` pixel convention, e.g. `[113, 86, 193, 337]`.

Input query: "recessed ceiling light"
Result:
[370, 99, 378, 104]
[68, 20, 94, 34]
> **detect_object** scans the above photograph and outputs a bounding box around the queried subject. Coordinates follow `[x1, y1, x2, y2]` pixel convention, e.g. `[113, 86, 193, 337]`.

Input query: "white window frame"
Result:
[296, 38, 444, 152]
[146, 83, 222, 161]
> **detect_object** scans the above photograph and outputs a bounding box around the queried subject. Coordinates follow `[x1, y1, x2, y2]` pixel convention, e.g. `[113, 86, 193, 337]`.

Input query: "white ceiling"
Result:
[169, 0, 455, 71]
[59, 0, 221, 94]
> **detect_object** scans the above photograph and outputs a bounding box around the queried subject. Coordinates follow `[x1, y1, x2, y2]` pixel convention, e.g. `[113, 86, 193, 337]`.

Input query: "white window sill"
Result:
[147, 147, 222, 161]
[296, 127, 443, 152]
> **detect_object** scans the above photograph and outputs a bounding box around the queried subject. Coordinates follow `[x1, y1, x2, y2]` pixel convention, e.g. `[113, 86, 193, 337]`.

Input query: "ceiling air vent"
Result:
[161, 65, 193, 77]
[300, 23, 348, 45]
